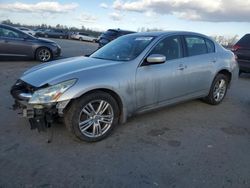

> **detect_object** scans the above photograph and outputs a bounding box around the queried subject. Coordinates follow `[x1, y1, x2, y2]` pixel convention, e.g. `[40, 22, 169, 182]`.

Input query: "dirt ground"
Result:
[0, 39, 250, 188]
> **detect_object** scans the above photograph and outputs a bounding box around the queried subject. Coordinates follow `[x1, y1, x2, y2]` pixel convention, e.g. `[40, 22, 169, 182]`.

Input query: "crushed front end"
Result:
[10, 79, 71, 132]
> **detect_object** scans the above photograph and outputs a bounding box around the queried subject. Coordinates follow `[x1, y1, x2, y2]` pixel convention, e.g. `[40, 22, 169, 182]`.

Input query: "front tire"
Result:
[35, 47, 52, 62]
[203, 74, 229, 105]
[64, 91, 120, 142]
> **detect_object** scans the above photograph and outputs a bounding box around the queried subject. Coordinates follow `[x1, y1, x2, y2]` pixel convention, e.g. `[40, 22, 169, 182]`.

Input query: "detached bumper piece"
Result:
[10, 80, 57, 132]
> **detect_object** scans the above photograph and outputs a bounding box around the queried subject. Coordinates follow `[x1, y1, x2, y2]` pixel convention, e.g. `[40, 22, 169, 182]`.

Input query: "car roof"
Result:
[129, 31, 210, 38]
[19, 27, 29, 29]
[0, 24, 26, 32]
[0, 24, 36, 37]
[0, 24, 16, 29]
[107, 29, 135, 33]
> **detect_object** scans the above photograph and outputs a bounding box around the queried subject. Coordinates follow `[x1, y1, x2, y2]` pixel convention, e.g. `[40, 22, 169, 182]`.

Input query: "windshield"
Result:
[91, 35, 154, 61]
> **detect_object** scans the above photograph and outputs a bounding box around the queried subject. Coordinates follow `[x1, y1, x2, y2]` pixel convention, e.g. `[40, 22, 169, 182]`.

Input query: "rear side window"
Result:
[237, 34, 250, 46]
[185, 36, 207, 56]
[205, 39, 215, 53]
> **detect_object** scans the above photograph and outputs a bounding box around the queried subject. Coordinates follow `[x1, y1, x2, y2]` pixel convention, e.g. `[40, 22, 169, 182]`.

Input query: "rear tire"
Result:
[79, 37, 83, 41]
[64, 91, 120, 142]
[203, 74, 229, 105]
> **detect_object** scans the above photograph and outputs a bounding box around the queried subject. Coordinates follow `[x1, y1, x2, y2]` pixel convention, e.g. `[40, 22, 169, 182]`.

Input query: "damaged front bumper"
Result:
[11, 80, 70, 131]
[13, 99, 70, 132]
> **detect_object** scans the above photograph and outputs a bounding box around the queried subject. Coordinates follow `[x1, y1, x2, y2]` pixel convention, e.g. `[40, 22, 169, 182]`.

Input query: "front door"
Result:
[0, 26, 33, 57]
[135, 35, 189, 109]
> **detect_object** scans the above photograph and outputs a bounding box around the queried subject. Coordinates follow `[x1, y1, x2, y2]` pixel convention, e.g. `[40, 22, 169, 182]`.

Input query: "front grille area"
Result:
[10, 79, 37, 101]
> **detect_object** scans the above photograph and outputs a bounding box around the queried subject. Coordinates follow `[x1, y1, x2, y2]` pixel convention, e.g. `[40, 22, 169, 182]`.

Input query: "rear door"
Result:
[182, 35, 215, 93]
[79, 33, 90, 41]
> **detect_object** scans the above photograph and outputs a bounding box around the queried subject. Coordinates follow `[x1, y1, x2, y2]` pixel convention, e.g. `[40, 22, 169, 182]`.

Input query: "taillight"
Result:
[232, 45, 241, 52]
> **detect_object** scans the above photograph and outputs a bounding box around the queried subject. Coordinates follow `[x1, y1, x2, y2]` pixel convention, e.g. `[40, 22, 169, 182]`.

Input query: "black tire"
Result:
[35, 47, 52, 62]
[59, 36, 63, 39]
[79, 37, 83, 41]
[203, 74, 229, 105]
[64, 91, 120, 142]
[44, 34, 48, 38]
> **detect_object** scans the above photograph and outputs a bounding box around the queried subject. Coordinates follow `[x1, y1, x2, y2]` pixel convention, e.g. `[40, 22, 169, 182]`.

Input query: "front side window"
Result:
[185, 36, 207, 56]
[91, 35, 154, 61]
[0, 27, 22, 38]
[149, 36, 182, 61]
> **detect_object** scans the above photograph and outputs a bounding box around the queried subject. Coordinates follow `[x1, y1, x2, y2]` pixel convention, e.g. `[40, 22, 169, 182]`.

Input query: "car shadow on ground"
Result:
[0, 57, 34, 61]
[239, 73, 250, 79]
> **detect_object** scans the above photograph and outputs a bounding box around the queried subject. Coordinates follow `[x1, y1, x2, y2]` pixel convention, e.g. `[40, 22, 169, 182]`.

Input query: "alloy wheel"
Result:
[78, 100, 114, 138]
[213, 79, 227, 102]
[38, 49, 51, 62]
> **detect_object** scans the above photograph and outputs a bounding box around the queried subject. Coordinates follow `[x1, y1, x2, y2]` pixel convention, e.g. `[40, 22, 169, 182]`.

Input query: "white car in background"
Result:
[18, 27, 36, 36]
[72, 32, 97, 42]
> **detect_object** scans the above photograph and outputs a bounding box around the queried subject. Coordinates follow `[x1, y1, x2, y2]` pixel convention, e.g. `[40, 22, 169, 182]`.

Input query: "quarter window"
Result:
[185, 36, 207, 56]
[149, 36, 182, 61]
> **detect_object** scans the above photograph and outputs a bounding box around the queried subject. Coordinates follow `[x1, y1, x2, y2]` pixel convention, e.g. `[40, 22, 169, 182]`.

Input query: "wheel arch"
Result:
[66, 88, 127, 124]
[216, 69, 232, 84]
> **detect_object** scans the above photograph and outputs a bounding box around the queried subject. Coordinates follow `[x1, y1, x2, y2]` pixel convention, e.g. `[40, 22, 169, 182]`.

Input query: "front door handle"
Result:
[1, 40, 8, 43]
[177, 64, 187, 70]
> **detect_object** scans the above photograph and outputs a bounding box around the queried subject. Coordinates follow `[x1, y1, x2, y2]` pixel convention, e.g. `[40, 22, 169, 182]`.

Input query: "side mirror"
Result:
[22, 34, 30, 40]
[146, 54, 166, 64]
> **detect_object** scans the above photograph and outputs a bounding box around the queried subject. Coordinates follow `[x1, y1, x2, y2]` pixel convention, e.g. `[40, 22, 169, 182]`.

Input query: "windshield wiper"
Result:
[91, 57, 108, 60]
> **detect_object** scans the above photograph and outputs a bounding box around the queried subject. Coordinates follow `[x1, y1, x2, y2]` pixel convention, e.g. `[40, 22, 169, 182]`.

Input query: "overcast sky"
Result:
[0, 0, 249, 37]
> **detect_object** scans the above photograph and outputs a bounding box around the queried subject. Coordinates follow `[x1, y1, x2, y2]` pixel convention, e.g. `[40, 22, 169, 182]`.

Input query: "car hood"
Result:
[21, 56, 118, 87]
[36, 37, 55, 43]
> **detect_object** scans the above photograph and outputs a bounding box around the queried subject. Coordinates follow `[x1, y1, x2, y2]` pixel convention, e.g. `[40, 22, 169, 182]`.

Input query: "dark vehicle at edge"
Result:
[36, 29, 69, 39]
[0, 24, 61, 62]
[98, 29, 135, 48]
[232, 34, 250, 75]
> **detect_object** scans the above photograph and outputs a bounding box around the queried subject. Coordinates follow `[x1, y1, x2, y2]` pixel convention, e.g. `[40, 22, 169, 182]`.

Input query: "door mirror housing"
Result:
[146, 54, 166, 65]
[22, 34, 31, 40]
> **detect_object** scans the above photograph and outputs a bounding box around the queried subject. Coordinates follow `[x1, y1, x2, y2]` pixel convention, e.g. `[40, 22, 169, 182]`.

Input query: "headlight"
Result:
[29, 79, 77, 104]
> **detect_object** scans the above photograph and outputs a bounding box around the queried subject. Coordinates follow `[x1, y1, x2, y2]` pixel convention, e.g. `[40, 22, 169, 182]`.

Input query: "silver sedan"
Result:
[11, 31, 238, 142]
